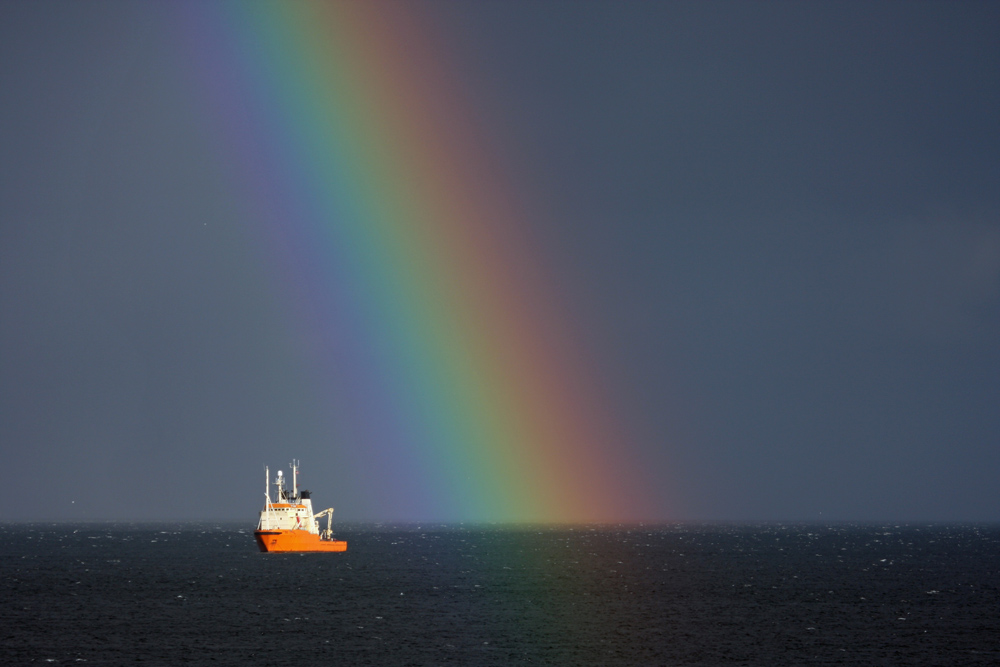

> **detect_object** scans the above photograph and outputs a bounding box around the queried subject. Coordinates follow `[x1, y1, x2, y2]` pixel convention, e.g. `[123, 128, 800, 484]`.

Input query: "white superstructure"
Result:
[257, 460, 335, 539]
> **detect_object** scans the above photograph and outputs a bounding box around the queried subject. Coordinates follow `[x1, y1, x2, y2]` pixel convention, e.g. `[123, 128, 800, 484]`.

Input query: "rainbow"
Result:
[177, 1, 659, 522]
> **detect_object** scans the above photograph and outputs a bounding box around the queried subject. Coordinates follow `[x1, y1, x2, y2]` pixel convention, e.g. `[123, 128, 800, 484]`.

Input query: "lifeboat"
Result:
[254, 459, 347, 552]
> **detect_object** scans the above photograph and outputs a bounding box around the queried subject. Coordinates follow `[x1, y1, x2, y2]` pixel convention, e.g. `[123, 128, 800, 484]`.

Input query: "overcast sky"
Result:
[2, 1, 998, 522]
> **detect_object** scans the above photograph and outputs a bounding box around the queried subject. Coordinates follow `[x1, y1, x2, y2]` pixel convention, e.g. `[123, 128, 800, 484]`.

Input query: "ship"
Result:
[254, 459, 347, 552]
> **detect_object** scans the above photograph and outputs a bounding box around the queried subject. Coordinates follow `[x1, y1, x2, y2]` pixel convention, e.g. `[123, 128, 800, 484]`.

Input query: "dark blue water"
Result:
[2, 523, 997, 665]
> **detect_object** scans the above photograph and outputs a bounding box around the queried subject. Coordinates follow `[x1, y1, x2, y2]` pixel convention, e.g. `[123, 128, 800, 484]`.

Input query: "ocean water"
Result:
[1, 523, 997, 665]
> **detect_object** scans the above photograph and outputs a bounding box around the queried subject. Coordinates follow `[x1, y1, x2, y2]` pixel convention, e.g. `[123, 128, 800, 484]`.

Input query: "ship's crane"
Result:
[313, 507, 335, 540]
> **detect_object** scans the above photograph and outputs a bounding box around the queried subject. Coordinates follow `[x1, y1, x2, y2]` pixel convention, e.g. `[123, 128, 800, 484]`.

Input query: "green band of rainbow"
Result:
[178, 1, 659, 522]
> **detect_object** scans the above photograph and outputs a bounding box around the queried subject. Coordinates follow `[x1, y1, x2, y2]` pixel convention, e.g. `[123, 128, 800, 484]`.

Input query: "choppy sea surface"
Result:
[1, 523, 997, 665]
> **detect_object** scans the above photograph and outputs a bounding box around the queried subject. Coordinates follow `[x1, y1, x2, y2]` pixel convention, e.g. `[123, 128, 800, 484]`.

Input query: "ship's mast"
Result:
[260, 465, 273, 530]
[290, 459, 299, 502]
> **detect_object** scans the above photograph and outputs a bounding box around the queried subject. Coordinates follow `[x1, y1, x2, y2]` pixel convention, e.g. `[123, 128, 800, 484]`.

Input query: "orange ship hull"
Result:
[255, 529, 347, 553]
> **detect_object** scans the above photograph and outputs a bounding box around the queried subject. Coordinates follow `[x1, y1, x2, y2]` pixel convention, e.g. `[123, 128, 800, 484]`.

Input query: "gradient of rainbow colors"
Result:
[179, 1, 658, 522]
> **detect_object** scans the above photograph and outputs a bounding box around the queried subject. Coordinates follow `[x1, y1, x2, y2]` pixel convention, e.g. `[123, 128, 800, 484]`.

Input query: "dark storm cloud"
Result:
[0, 2, 320, 519]
[437, 0, 1000, 520]
[2, 1, 998, 521]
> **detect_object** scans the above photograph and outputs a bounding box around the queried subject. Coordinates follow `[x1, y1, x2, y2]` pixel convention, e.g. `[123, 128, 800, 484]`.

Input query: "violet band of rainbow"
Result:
[176, 1, 658, 522]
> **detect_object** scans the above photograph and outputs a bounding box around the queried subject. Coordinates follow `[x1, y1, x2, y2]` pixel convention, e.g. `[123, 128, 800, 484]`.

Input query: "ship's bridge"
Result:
[258, 499, 318, 533]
